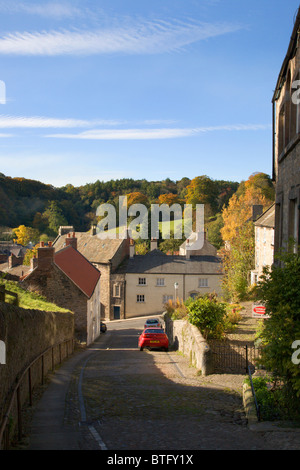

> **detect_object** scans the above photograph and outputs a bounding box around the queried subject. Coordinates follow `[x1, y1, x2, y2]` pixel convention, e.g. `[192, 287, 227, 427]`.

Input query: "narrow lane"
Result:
[28, 317, 300, 450]
[62, 318, 293, 450]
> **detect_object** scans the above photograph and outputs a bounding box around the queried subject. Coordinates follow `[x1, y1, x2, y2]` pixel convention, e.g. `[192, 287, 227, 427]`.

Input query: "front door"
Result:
[113, 306, 121, 319]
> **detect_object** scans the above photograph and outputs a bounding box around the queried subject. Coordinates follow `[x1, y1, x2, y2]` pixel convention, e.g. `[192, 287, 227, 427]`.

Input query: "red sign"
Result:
[252, 304, 269, 318]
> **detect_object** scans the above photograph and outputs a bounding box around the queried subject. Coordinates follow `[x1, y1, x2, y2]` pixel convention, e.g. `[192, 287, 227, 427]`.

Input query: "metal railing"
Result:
[0, 338, 74, 450]
[247, 365, 261, 421]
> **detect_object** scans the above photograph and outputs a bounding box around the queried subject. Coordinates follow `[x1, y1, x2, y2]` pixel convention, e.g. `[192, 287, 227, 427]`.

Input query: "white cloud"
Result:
[0, 115, 122, 128]
[0, 1, 82, 19]
[47, 124, 271, 140]
[0, 19, 242, 56]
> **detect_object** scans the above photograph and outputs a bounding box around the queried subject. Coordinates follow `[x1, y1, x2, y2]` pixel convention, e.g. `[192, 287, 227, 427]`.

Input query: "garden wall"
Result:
[0, 302, 74, 425]
[161, 314, 214, 375]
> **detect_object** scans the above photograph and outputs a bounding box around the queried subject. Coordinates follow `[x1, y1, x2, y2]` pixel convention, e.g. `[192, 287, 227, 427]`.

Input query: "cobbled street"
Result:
[28, 317, 298, 451]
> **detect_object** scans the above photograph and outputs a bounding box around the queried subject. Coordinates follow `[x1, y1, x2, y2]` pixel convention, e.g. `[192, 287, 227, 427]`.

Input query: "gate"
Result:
[209, 340, 261, 374]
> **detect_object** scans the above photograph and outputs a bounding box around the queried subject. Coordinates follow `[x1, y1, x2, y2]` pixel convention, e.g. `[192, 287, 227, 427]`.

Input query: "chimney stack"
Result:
[150, 238, 158, 251]
[65, 232, 77, 250]
[30, 256, 38, 271]
[186, 239, 191, 260]
[58, 226, 74, 237]
[129, 239, 135, 258]
[36, 241, 54, 270]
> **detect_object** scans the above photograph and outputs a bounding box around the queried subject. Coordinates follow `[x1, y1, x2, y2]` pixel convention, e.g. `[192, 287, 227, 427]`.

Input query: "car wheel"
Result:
[164, 347, 169, 352]
[140, 347, 143, 351]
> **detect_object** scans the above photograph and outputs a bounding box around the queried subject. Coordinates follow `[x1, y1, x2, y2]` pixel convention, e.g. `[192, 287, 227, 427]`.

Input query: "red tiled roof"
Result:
[54, 245, 100, 298]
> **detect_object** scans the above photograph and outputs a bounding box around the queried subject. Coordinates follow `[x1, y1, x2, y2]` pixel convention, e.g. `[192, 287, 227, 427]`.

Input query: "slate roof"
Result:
[117, 249, 223, 275]
[0, 263, 31, 278]
[54, 245, 101, 298]
[254, 204, 275, 229]
[53, 232, 125, 264]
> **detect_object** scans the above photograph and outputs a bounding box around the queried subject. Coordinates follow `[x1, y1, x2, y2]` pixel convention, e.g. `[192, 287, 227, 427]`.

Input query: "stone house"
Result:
[250, 204, 275, 284]
[22, 236, 101, 345]
[53, 227, 130, 321]
[272, 8, 300, 256]
[112, 238, 223, 319]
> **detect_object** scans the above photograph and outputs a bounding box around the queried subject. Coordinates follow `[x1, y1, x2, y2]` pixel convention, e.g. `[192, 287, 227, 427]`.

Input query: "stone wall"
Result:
[0, 302, 74, 427]
[162, 314, 214, 376]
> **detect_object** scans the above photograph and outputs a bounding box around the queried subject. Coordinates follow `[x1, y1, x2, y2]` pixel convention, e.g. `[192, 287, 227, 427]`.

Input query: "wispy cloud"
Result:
[0, 115, 123, 128]
[47, 124, 271, 140]
[0, 18, 243, 56]
[0, 1, 82, 19]
[0, 115, 270, 138]
[0, 133, 13, 138]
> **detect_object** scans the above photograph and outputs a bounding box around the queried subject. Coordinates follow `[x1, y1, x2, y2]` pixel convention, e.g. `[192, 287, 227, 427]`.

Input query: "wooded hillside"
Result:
[0, 173, 239, 241]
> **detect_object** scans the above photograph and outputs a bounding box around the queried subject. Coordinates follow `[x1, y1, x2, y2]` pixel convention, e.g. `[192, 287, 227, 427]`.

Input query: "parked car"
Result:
[100, 322, 107, 333]
[138, 328, 169, 352]
[144, 318, 162, 329]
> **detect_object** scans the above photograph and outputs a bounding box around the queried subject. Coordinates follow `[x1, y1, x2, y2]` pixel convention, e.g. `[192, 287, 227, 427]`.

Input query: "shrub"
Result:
[186, 295, 227, 339]
[254, 251, 300, 412]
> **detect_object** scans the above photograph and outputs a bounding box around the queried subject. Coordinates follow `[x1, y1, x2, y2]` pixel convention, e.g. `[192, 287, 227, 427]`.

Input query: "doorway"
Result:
[113, 306, 121, 319]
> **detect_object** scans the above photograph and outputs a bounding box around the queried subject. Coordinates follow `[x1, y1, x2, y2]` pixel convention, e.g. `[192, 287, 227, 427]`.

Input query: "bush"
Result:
[254, 251, 300, 411]
[186, 295, 227, 339]
[164, 298, 187, 320]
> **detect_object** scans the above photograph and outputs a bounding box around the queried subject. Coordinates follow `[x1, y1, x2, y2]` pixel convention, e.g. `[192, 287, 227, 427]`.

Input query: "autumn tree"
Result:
[126, 192, 149, 208]
[13, 225, 40, 246]
[220, 173, 275, 300]
[158, 193, 180, 205]
[23, 244, 39, 266]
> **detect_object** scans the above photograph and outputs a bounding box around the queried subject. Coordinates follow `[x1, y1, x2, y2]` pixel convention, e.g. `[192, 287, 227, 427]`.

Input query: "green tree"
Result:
[207, 213, 224, 249]
[42, 201, 68, 235]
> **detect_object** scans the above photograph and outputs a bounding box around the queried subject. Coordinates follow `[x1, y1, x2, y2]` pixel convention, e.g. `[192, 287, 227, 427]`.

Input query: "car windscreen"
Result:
[145, 329, 164, 334]
[146, 320, 158, 324]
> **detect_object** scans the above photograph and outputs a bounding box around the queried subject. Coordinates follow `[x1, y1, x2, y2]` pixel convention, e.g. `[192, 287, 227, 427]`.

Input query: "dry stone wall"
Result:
[162, 314, 214, 376]
[0, 302, 74, 424]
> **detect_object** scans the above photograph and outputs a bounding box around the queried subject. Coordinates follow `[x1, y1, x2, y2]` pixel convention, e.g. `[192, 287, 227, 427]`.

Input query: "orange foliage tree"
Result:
[158, 193, 179, 205]
[220, 173, 275, 300]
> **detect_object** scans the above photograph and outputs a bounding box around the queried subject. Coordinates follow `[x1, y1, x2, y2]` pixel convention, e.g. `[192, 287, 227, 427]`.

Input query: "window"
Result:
[156, 278, 165, 286]
[137, 294, 145, 303]
[163, 295, 173, 304]
[278, 107, 285, 155]
[198, 278, 208, 288]
[114, 284, 120, 297]
[274, 200, 283, 255]
[289, 199, 298, 253]
[138, 277, 146, 285]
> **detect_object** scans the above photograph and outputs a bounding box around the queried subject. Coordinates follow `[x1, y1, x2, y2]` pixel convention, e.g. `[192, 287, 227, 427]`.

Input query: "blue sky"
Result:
[0, 0, 299, 187]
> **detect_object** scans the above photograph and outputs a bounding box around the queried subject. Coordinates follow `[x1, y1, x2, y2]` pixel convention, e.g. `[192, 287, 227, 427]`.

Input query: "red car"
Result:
[138, 328, 169, 352]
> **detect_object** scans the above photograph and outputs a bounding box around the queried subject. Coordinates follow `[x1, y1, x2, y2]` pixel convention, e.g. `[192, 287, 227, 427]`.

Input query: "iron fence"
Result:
[209, 340, 262, 374]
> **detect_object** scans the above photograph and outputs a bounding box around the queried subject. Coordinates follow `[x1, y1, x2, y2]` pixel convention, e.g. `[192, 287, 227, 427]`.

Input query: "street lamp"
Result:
[174, 282, 179, 303]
